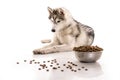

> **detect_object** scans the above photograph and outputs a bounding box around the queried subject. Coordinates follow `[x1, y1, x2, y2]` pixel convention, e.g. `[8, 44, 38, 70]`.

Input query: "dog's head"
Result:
[47, 7, 72, 32]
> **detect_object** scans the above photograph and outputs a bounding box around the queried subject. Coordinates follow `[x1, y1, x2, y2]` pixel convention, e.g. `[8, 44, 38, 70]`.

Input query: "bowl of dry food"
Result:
[73, 46, 103, 63]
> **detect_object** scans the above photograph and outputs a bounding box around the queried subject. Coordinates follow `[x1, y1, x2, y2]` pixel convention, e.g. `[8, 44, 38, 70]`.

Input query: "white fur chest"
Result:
[55, 31, 74, 45]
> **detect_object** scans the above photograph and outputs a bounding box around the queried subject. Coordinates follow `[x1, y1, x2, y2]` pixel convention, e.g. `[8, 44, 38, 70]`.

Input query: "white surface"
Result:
[0, 0, 120, 80]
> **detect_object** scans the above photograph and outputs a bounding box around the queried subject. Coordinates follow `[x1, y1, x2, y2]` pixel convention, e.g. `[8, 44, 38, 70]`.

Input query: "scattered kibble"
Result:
[43, 61, 46, 63]
[29, 61, 32, 64]
[16, 59, 89, 72]
[38, 68, 41, 70]
[85, 69, 88, 71]
[67, 61, 70, 63]
[71, 69, 74, 71]
[50, 65, 53, 67]
[78, 68, 81, 70]
[53, 67, 57, 70]
[56, 63, 59, 65]
[74, 70, 77, 72]
[24, 60, 27, 62]
[63, 64, 66, 66]
[61, 70, 64, 72]
[46, 69, 49, 72]
[32, 59, 35, 61]
[34, 62, 37, 64]
[58, 66, 60, 68]
[16, 62, 19, 64]
[82, 66, 85, 68]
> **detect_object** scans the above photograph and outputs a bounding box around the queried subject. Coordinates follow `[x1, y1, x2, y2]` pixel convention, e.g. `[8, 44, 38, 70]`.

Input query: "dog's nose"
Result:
[51, 29, 55, 32]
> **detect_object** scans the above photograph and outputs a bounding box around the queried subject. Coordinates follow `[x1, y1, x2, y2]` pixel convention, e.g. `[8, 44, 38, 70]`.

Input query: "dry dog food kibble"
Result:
[61, 70, 64, 72]
[82, 66, 85, 68]
[56, 63, 59, 65]
[73, 45, 103, 52]
[58, 66, 60, 68]
[43, 61, 46, 63]
[24, 60, 27, 62]
[47, 61, 50, 63]
[78, 68, 81, 70]
[53, 67, 57, 69]
[16, 59, 89, 73]
[38, 68, 41, 70]
[16, 62, 19, 64]
[85, 69, 88, 71]
[46, 69, 49, 72]
[63, 64, 66, 66]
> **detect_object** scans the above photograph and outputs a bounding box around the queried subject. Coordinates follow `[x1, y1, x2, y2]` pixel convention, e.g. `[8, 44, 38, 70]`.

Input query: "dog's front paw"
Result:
[33, 48, 48, 54]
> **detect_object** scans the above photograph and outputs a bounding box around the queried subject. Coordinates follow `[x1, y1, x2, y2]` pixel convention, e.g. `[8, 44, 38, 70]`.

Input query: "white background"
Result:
[0, 0, 120, 80]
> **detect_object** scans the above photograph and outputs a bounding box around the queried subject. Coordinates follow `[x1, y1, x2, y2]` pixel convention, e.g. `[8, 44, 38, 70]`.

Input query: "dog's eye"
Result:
[57, 20, 61, 23]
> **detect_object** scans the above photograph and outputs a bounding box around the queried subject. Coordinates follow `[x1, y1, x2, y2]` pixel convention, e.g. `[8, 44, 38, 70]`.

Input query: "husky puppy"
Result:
[33, 7, 94, 54]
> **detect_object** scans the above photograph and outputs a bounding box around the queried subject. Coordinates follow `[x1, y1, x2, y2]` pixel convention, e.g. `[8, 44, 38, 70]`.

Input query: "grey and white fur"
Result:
[33, 7, 94, 54]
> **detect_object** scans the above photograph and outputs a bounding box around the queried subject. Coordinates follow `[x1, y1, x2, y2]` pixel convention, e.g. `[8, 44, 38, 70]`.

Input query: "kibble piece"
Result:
[85, 69, 88, 71]
[56, 63, 59, 65]
[71, 69, 74, 71]
[70, 62, 73, 64]
[54, 60, 57, 63]
[43, 61, 46, 63]
[37, 62, 40, 64]
[74, 70, 77, 72]
[29, 61, 32, 64]
[42, 64, 46, 68]
[50, 65, 53, 67]
[63, 64, 66, 66]
[34, 62, 37, 64]
[53, 67, 57, 69]
[66, 67, 69, 69]
[67, 61, 71, 63]
[32, 59, 35, 61]
[38, 68, 41, 70]
[16, 62, 19, 64]
[47, 61, 50, 63]
[61, 70, 64, 72]
[24, 60, 27, 62]
[54, 59, 57, 61]
[58, 66, 60, 68]
[46, 69, 49, 72]
[68, 65, 72, 69]
[82, 66, 85, 68]
[78, 68, 81, 70]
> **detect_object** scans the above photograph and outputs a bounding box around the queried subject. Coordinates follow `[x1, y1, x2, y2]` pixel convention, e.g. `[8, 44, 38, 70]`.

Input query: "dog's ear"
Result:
[59, 8, 64, 16]
[47, 7, 53, 14]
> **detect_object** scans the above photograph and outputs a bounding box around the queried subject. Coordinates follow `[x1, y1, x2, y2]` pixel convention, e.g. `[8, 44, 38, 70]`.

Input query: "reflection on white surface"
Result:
[49, 62, 103, 80]
[31, 52, 104, 80]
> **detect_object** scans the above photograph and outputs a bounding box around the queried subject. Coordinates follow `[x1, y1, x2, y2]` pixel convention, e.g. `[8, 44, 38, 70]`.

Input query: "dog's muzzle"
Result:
[51, 29, 56, 32]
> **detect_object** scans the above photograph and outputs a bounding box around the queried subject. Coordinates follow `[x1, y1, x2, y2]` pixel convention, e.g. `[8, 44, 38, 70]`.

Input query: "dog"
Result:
[33, 7, 94, 54]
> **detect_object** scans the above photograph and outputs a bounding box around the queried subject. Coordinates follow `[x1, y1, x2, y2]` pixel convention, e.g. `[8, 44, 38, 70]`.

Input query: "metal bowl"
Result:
[74, 51, 102, 63]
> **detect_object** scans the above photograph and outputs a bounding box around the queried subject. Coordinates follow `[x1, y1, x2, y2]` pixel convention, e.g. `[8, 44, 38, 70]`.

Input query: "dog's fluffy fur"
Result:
[33, 7, 94, 54]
